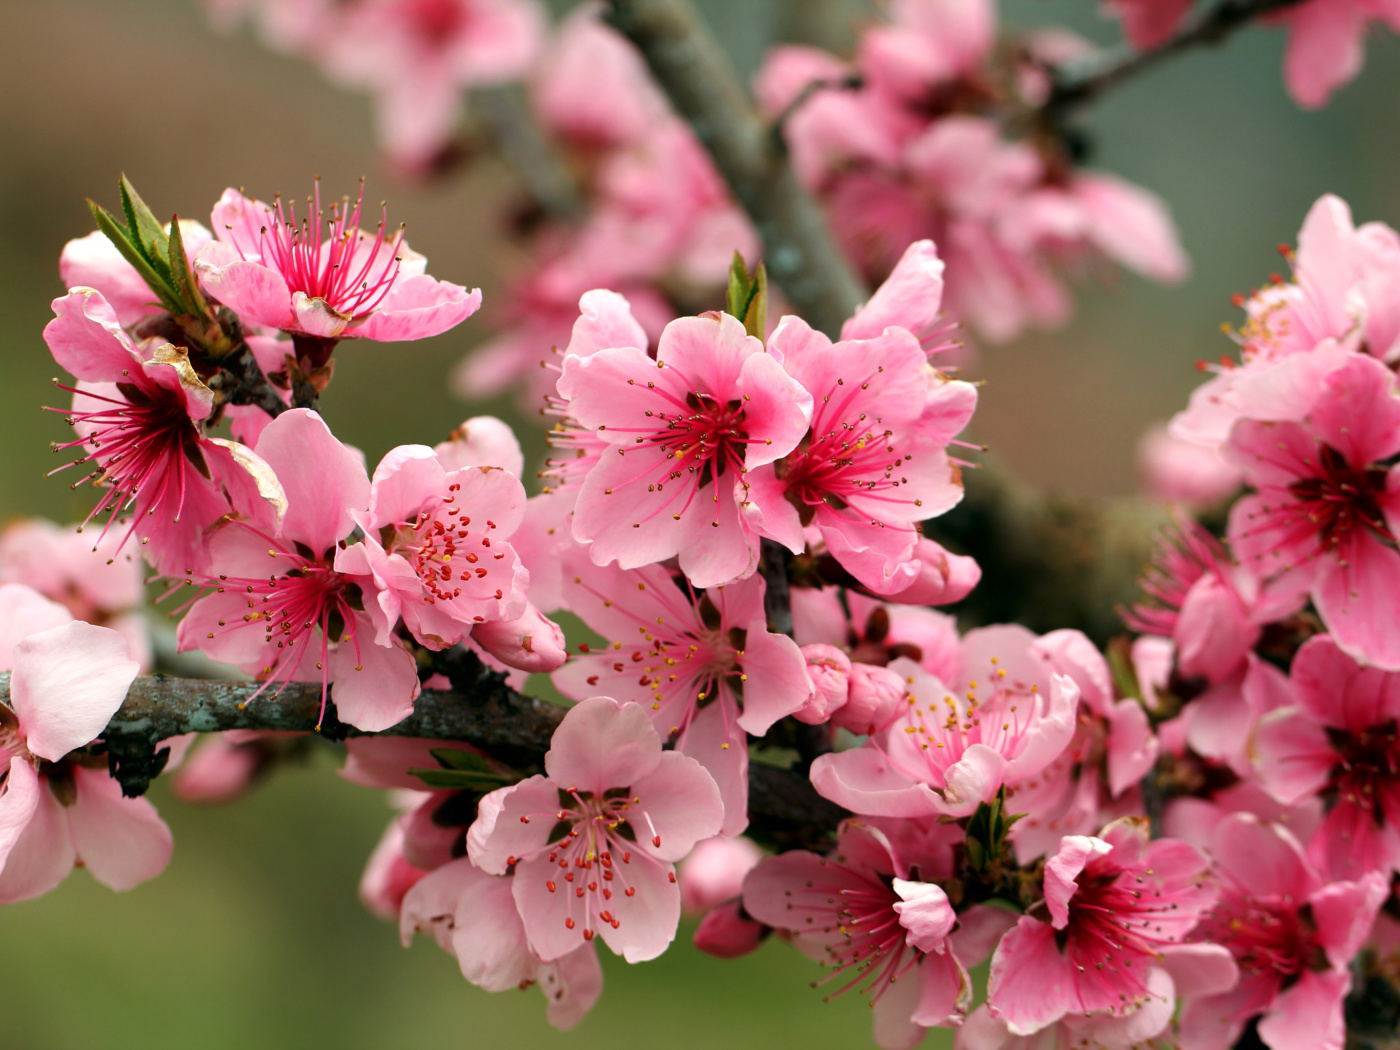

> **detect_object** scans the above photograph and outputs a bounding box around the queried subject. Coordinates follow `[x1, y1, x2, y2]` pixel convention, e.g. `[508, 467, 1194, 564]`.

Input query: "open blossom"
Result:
[334, 443, 531, 650]
[1171, 194, 1400, 450]
[986, 817, 1216, 1035]
[810, 625, 1080, 819]
[0, 607, 171, 903]
[469, 696, 725, 963]
[1226, 353, 1400, 669]
[556, 310, 812, 588]
[742, 820, 972, 1050]
[194, 183, 481, 364]
[1181, 813, 1387, 1050]
[44, 289, 277, 574]
[1254, 634, 1400, 880]
[400, 856, 603, 1030]
[177, 409, 420, 731]
[553, 556, 811, 835]
[751, 243, 977, 595]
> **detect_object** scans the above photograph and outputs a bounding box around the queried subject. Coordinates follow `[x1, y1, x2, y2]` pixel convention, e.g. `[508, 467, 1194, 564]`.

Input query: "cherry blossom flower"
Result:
[556, 310, 812, 588]
[43, 289, 280, 575]
[1253, 633, 1400, 880]
[333, 443, 531, 651]
[742, 820, 973, 1049]
[400, 856, 603, 1030]
[0, 609, 170, 903]
[177, 409, 420, 731]
[553, 556, 810, 835]
[1225, 353, 1400, 669]
[810, 625, 1080, 819]
[986, 817, 1216, 1035]
[468, 696, 725, 962]
[194, 183, 482, 367]
[1182, 813, 1387, 1050]
[792, 585, 962, 684]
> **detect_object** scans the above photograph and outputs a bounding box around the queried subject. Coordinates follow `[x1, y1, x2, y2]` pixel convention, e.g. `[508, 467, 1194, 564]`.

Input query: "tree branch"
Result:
[475, 84, 585, 220]
[602, 0, 866, 339]
[1046, 0, 1309, 115]
[205, 338, 289, 419]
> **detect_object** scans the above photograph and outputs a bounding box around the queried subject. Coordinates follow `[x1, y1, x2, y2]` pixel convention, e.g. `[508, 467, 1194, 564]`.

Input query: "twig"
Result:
[475, 84, 585, 220]
[770, 73, 863, 148]
[205, 339, 288, 419]
[602, 0, 867, 339]
[1046, 0, 1309, 114]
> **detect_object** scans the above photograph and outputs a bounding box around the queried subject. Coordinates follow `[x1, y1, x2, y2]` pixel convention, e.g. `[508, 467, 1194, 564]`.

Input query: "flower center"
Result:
[1198, 888, 1310, 981]
[1326, 720, 1400, 825]
[385, 484, 506, 615]
[1286, 444, 1392, 553]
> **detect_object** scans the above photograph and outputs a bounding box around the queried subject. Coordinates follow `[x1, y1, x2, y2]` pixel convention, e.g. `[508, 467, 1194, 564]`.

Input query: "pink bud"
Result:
[170, 734, 263, 803]
[692, 900, 768, 959]
[1174, 574, 1258, 682]
[680, 836, 763, 912]
[359, 819, 428, 921]
[879, 538, 981, 606]
[832, 662, 906, 734]
[401, 791, 467, 871]
[793, 644, 852, 725]
[470, 603, 568, 673]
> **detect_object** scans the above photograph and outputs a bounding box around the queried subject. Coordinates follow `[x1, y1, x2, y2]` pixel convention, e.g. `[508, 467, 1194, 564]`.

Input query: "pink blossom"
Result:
[469, 696, 725, 962]
[1181, 813, 1387, 1050]
[791, 585, 962, 683]
[557, 310, 812, 588]
[986, 817, 1216, 1035]
[432, 415, 524, 475]
[811, 625, 1080, 819]
[692, 900, 768, 958]
[1225, 353, 1400, 669]
[743, 820, 972, 1048]
[44, 289, 279, 575]
[60, 220, 213, 327]
[334, 443, 530, 651]
[1104, 0, 1192, 49]
[794, 644, 853, 725]
[553, 556, 811, 835]
[400, 856, 603, 1029]
[856, 0, 997, 103]
[678, 834, 761, 913]
[1276, 0, 1400, 108]
[177, 409, 420, 731]
[0, 614, 170, 903]
[195, 183, 481, 361]
[878, 537, 981, 606]
[1139, 422, 1245, 506]
[1253, 634, 1400, 880]
[359, 815, 428, 920]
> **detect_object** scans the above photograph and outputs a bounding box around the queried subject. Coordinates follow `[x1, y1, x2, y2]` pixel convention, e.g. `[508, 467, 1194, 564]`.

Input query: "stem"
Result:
[206, 339, 288, 419]
[475, 84, 584, 220]
[602, 0, 867, 339]
[1046, 0, 1309, 114]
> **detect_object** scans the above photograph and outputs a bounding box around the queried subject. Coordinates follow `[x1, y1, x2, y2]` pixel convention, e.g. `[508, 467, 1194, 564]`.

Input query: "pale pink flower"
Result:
[334, 443, 530, 650]
[1103, 0, 1192, 49]
[1253, 633, 1400, 880]
[0, 613, 170, 903]
[59, 220, 214, 327]
[1139, 422, 1245, 506]
[743, 820, 973, 1049]
[553, 555, 811, 835]
[986, 818, 1216, 1035]
[359, 815, 428, 920]
[810, 625, 1080, 819]
[1276, 0, 1400, 109]
[1225, 353, 1400, 669]
[678, 834, 761, 913]
[177, 409, 420, 732]
[400, 856, 603, 1029]
[44, 289, 277, 575]
[1181, 813, 1387, 1050]
[469, 696, 725, 962]
[557, 310, 812, 588]
[195, 183, 482, 364]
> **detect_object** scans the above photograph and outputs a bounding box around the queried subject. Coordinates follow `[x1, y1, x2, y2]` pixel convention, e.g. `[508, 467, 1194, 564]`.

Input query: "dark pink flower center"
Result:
[1326, 720, 1400, 825]
[383, 483, 507, 614]
[399, 0, 467, 44]
[1198, 888, 1311, 981]
[1285, 444, 1392, 553]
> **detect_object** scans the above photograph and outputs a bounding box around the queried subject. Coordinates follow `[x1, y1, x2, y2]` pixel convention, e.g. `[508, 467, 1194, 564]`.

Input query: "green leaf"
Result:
[89, 201, 182, 314]
[165, 216, 208, 315]
[429, 748, 495, 773]
[407, 767, 512, 790]
[1107, 638, 1144, 703]
[119, 174, 169, 264]
[726, 252, 768, 340]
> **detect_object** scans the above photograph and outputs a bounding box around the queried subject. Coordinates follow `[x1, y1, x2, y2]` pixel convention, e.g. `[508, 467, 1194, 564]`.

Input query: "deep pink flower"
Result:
[195, 183, 481, 363]
[553, 555, 811, 835]
[468, 696, 725, 962]
[1181, 813, 1387, 1050]
[557, 310, 812, 588]
[742, 820, 972, 1049]
[811, 625, 1080, 819]
[1225, 353, 1400, 669]
[43, 289, 279, 575]
[177, 409, 420, 731]
[400, 856, 603, 1030]
[986, 818, 1216, 1035]
[0, 611, 170, 903]
[334, 443, 531, 651]
[1254, 634, 1400, 880]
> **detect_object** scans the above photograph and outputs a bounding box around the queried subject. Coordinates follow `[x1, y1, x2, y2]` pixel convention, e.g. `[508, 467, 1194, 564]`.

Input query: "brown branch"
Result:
[602, 0, 867, 339]
[1045, 0, 1309, 115]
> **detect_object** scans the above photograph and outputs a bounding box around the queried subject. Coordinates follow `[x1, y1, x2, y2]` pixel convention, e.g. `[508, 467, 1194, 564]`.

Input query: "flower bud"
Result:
[401, 791, 468, 871]
[470, 603, 568, 673]
[832, 662, 906, 734]
[680, 836, 763, 913]
[692, 900, 768, 959]
[359, 819, 428, 921]
[879, 537, 981, 607]
[793, 644, 851, 725]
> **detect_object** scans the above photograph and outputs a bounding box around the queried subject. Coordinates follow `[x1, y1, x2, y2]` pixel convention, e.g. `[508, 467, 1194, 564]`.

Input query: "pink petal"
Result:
[1253, 708, 1337, 806]
[1308, 352, 1400, 466]
[1106, 699, 1159, 798]
[11, 621, 138, 762]
[0, 781, 74, 903]
[948, 904, 1020, 969]
[544, 696, 663, 794]
[593, 850, 683, 963]
[733, 627, 811, 734]
[66, 766, 172, 891]
[629, 751, 725, 862]
[1043, 835, 1111, 928]
[1031, 629, 1113, 716]
[193, 241, 294, 330]
[433, 416, 525, 475]
[1281, 0, 1366, 108]
[0, 584, 73, 670]
[1208, 813, 1315, 898]
[353, 277, 482, 342]
[986, 916, 1078, 1034]
[0, 757, 40, 875]
[450, 862, 538, 991]
[253, 408, 370, 557]
[675, 699, 751, 837]
[892, 878, 956, 951]
[1292, 632, 1400, 730]
[1313, 532, 1400, 671]
[1310, 870, 1387, 968]
[1256, 968, 1350, 1050]
[327, 633, 419, 732]
[1158, 943, 1240, 999]
[466, 777, 556, 875]
[841, 239, 947, 341]
[59, 230, 161, 326]
[537, 944, 604, 1031]
[43, 288, 142, 381]
[400, 856, 477, 952]
[564, 289, 649, 358]
[809, 747, 948, 817]
[340, 736, 456, 791]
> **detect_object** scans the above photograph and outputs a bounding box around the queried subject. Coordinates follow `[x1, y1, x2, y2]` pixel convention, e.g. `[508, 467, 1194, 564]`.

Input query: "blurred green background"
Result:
[0, 0, 1397, 1046]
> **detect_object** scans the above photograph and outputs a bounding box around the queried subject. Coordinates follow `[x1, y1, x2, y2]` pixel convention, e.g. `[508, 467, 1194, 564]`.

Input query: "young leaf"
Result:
[726, 252, 769, 339]
[119, 174, 170, 265]
[429, 748, 496, 773]
[408, 767, 512, 791]
[88, 201, 182, 314]
[166, 216, 209, 315]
